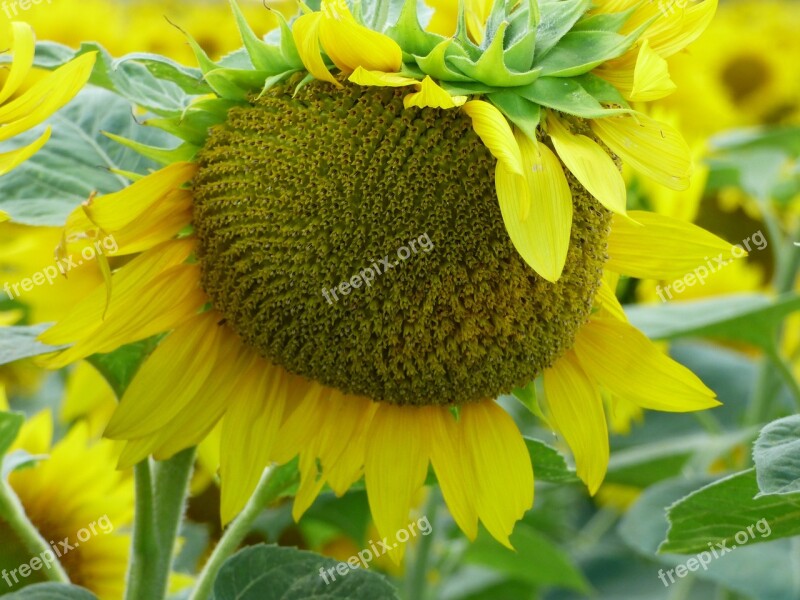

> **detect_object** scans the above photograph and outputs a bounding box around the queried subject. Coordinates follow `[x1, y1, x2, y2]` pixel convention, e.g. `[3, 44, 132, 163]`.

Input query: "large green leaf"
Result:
[209, 544, 399, 600]
[661, 469, 800, 554]
[3, 584, 98, 599]
[535, 0, 593, 58]
[625, 293, 800, 350]
[0, 325, 64, 367]
[753, 415, 800, 496]
[0, 88, 176, 226]
[463, 523, 590, 592]
[525, 437, 579, 483]
[518, 77, 629, 118]
[619, 475, 800, 600]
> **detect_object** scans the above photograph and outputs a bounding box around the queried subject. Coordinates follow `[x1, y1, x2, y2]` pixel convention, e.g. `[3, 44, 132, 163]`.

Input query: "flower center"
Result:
[192, 78, 611, 406]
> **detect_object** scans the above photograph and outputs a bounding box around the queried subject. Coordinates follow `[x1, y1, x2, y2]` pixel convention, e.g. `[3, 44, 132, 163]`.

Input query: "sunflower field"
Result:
[0, 0, 799, 598]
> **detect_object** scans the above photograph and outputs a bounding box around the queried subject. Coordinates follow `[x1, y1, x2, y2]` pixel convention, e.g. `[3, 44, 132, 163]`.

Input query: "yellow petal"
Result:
[573, 314, 720, 412]
[0, 22, 35, 104]
[0, 126, 51, 176]
[591, 113, 691, 191]
[38, 239, 195, 346]
[547, 116, 627, 216]
[220, 360, 288, 524]
[365, 404, 430, 563]
[461, 401, 533, 548]
[404, 76, 467, 109]
[104, 311, 224, 439]
[319, 0, 403, 74]
[463, 100, 523, 175]
[42, 264, 206, 368]
[543, 351, 608, 495]
[639, 0, 718, 59]
[292, 12, 341, 87]
[629, 39, 676, 102]
[595, 271, 627, 322]
[496, 133, 573, 282]
[606, 210, 740, 279]
[424, 407, 478, 540]
[108, 189, 193, 256]
[78, 162, 197, 234]
[0, 52, 96, 139]
[349, 67, 418, 88]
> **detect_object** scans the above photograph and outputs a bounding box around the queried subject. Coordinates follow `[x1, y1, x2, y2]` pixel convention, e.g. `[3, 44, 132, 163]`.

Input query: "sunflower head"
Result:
[36, 0, 727, 559]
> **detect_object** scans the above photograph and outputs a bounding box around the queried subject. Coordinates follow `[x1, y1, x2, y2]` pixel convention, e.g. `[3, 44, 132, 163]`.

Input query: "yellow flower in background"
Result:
[3, 409, 132, 599]
[0, 0, 296, 62]
[657, 0, 800, 138]
[31, 0, 733, 561]
[0, 21, 94, 200]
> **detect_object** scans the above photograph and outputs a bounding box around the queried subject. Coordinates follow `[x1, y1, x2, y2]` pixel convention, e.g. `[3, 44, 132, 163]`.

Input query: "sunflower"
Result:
[2, 409, 133, 598]
[0, 21, 95, 212]
[37, 0, 731, 557]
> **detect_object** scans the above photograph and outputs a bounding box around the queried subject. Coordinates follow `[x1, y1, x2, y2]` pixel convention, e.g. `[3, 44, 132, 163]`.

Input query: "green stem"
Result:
[0, 479, 70, 583]
[767, 347, 800, 411]
[125, 448, 196, 600]
[404, 490, 439, 600]
[189, 466, 279, 600]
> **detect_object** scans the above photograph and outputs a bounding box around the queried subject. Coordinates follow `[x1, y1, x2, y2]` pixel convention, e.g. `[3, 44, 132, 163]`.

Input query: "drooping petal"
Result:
[424, 406, 478, 540]
[463, 100, 524, 175]
[0, 127, 51, 177]
[108, 189, 193, 256]
[547, 115, 627, 216]
[292, 12, 341, 87]
[606, 210, 739, 279]
[591, 113, 692, 191]
[404, 76, 467, 109]
[573, 314, 720, 412]
[543, 351, 609, 495]
[104, 311, 224, 439]
[629, 39, 676, 101]
[496, 132, 573, 282]
[0, 22, 35, 104]
[349, 67, 418, 88]
[220, 360, 288, 524]
[319, 0, 403, 74]
[78, 163, 197, 234]
[364, 404, 430, 563]
[460, 401, 533, 548]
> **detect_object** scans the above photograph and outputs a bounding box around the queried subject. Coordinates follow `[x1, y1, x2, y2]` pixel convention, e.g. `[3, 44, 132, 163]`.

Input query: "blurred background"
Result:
[1, 1, 799, 599]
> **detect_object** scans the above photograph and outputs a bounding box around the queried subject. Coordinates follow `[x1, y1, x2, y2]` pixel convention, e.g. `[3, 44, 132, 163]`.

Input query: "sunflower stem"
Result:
[0, 478, 70, 583]
[404, 489, 439, 600]
[125, 448, 196, 600]
[189, 466, 278, 600]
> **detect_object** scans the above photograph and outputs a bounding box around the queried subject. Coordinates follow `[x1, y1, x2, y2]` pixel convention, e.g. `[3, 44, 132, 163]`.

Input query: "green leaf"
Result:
[0, 88, 175, 226]
[0, 412, 24, 457]
[518, 76, 629, 118]
[488, 92, 541, 141]
[573, 5, 637, 32]
[0, 325, 65, 367]
[573, 72, 630, 107]
[754, 415, 800, 496]
[535, 31, 633, 77]
[4, 584, 98, 599]
[661, 469, 800, 554]
[464, 523, 590, 591]
[387, 0, 444, 57]
[625, 293, 800, 350]
[535, 0, 593, 59]
[1, 449, 47, 480]
[525, 437, 579, 483]
[619, 475, 800, 600]
[210, 544, 399, 599]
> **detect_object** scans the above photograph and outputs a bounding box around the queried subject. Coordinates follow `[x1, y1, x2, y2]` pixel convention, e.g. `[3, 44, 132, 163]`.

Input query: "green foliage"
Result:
[753, 415, 800, 495]
[3, 584, 99, 599]
[209, 544, 399, 600]
[0, 326, 64, 367]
